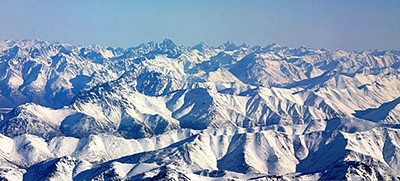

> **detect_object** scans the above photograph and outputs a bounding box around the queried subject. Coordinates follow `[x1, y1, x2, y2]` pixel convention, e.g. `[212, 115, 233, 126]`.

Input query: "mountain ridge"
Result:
[1, 39, 400, 180]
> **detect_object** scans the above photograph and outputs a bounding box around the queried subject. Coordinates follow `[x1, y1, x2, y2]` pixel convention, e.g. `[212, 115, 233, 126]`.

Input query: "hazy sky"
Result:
[0, 0, 399, 50]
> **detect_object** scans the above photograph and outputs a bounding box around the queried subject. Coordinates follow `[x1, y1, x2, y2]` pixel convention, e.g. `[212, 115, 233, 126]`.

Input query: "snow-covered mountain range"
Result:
[1, 39, 400, 180]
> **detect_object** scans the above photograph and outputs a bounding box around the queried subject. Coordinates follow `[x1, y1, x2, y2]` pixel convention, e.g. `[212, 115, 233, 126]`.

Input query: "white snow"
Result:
[2, 39, 400, 180]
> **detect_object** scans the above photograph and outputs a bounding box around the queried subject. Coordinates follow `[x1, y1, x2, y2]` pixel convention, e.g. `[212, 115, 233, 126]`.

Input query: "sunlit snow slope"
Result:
[1, 39, 400, 180]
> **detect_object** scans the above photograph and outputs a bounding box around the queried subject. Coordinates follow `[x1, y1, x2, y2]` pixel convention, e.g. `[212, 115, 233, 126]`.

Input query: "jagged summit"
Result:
[160, 38, 176, 49]
[192, 41, 209, 52]
[263, 42, 282, 50]
[218, 40, 237, 51]
[239, 43, 249, 48]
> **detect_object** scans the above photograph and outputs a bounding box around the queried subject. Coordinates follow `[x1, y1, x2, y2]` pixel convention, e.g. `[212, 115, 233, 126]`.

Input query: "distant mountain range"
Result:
[1, 39, 400, 180]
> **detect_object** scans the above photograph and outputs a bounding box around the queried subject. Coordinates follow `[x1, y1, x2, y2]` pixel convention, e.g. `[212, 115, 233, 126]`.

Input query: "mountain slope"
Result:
[1, 39, 400, 180]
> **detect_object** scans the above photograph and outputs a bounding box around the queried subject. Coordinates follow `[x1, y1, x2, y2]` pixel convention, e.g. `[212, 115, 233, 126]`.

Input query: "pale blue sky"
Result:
[0, 0, 399, 50]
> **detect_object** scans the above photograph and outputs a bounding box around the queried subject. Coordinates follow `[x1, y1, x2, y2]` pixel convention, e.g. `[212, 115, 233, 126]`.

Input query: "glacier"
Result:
[1, 39, 400, 180]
